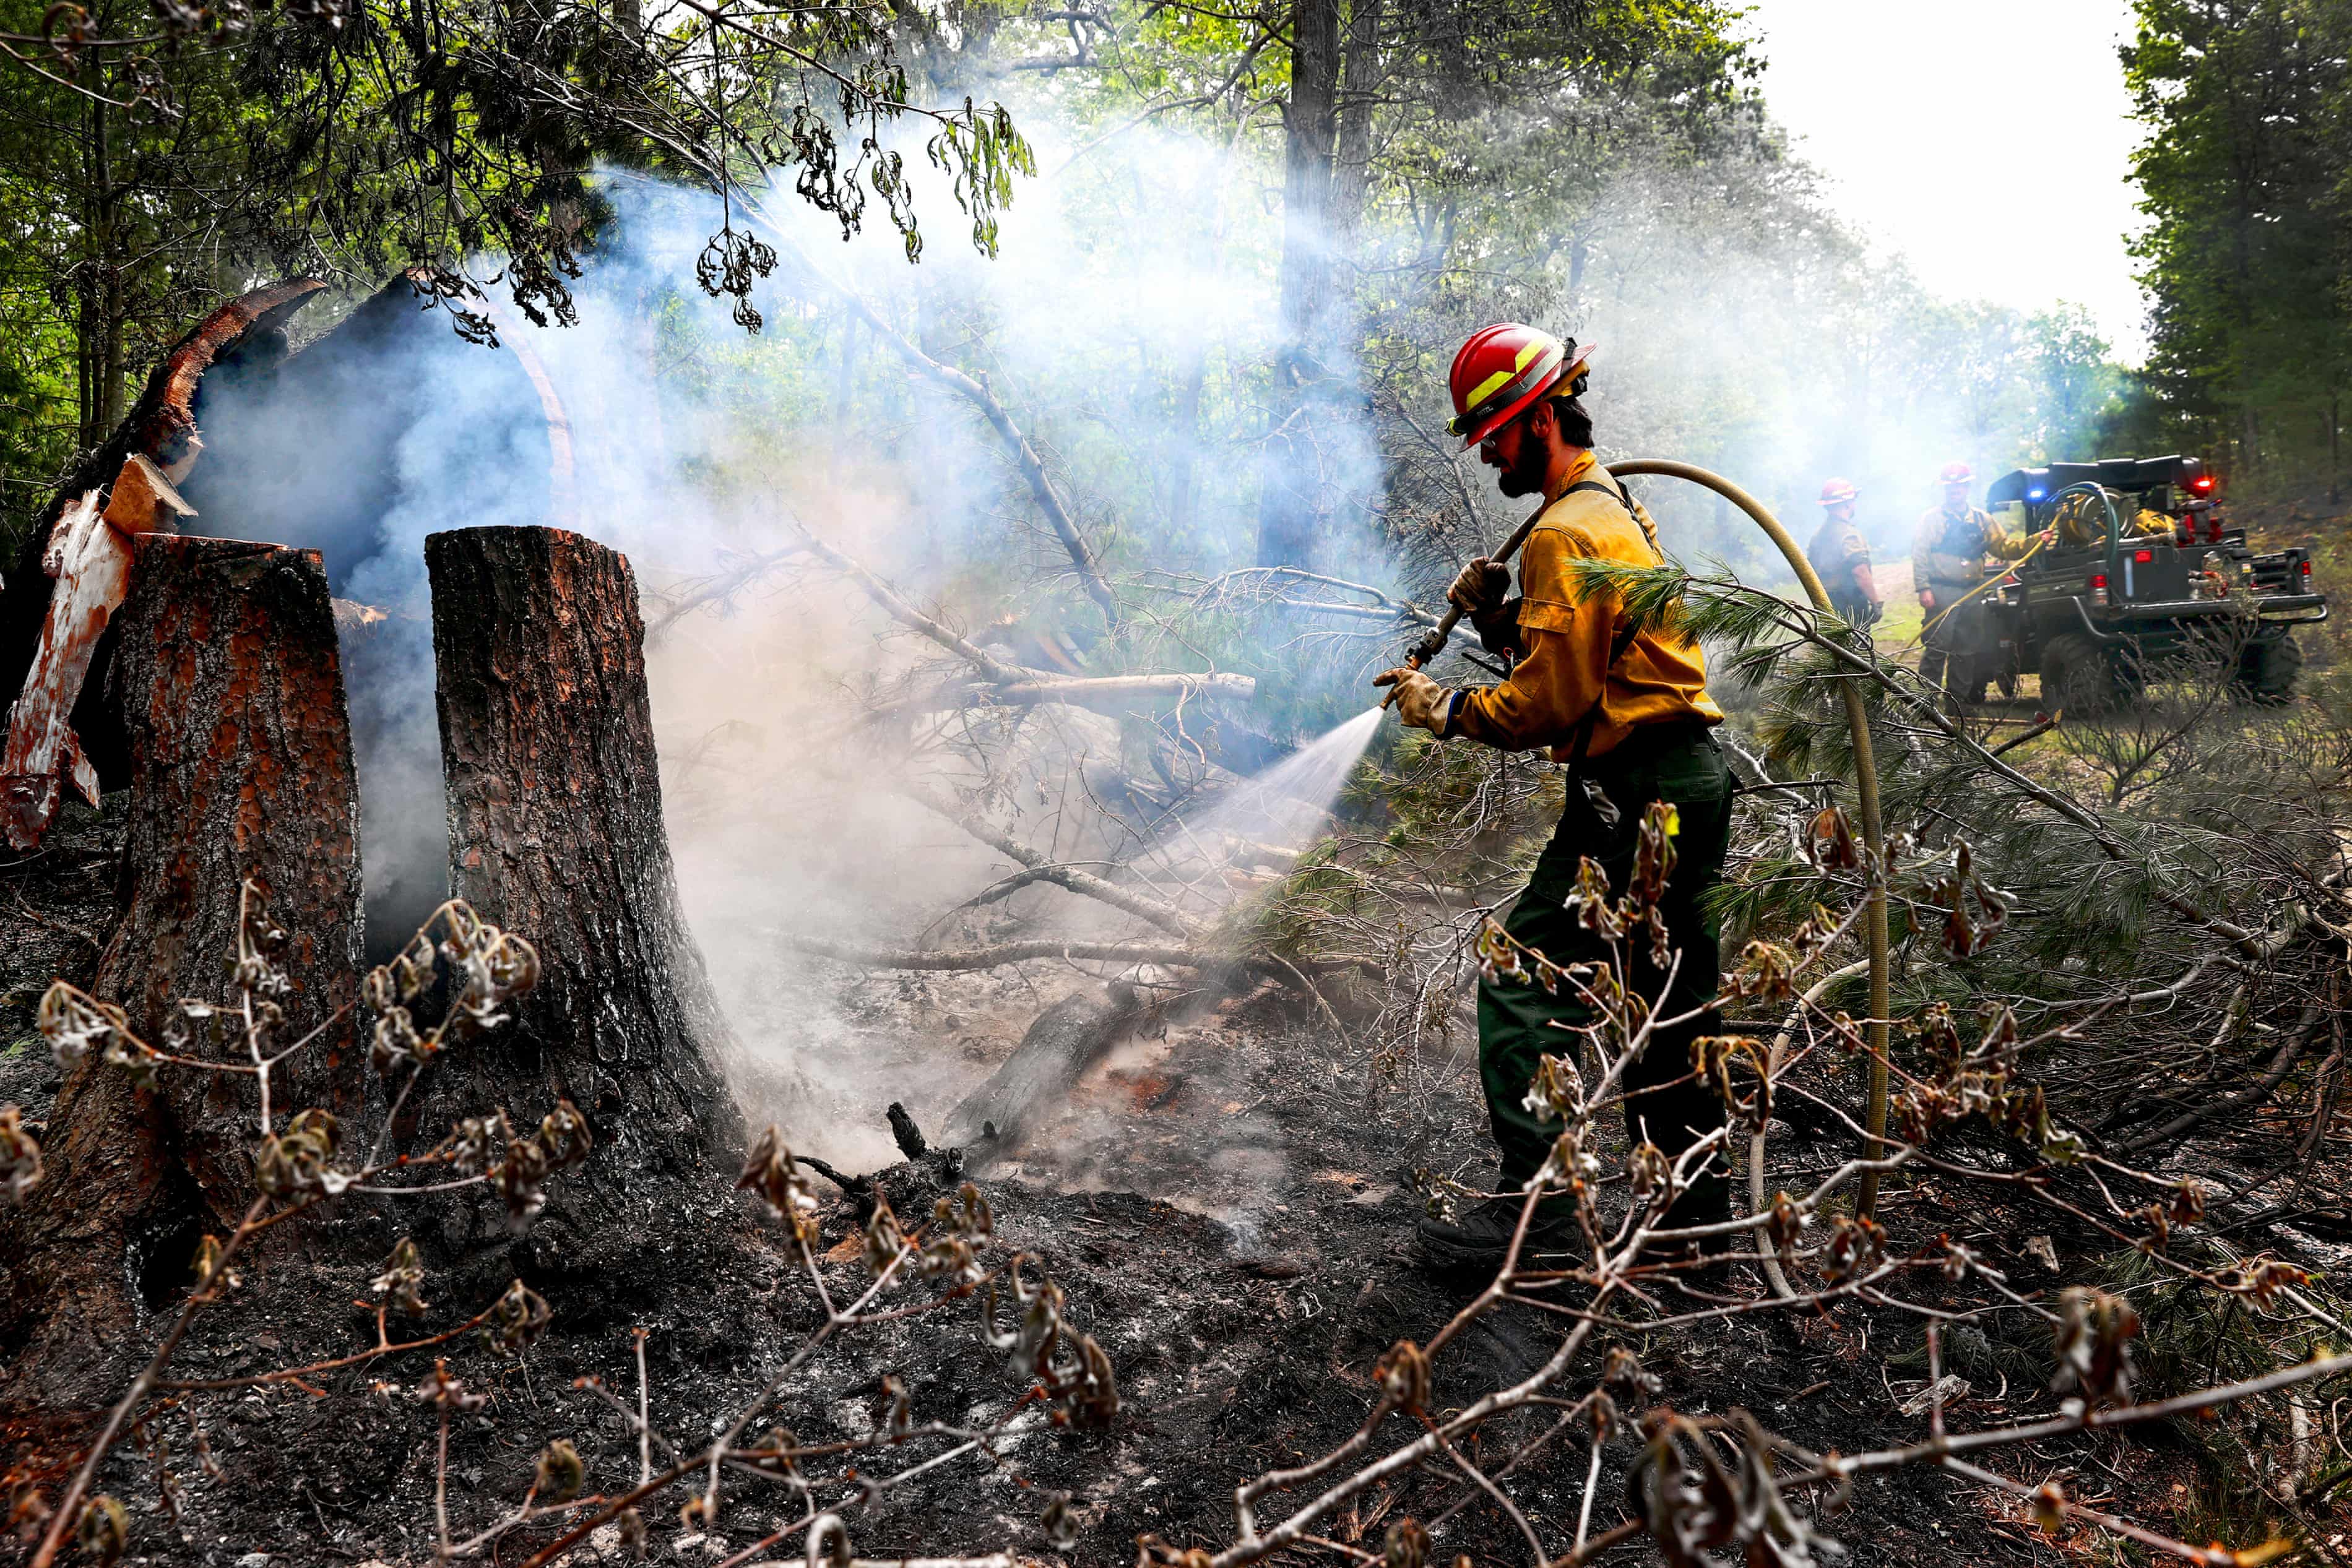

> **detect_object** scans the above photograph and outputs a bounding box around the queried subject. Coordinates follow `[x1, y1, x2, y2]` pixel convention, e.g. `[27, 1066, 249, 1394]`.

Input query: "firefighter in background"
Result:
[1806, 478, 1880, 626]
[1372, 325, 1734, 1269]
[1913, 461, 2034, 699]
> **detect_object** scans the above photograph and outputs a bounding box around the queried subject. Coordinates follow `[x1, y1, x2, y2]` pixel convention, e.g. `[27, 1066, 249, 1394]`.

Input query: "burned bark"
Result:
[0, 535, 362, 1403]
[887, 1101, 928, 1161]
[0, 282, 326, 795]
[418, 526, 749, 1245]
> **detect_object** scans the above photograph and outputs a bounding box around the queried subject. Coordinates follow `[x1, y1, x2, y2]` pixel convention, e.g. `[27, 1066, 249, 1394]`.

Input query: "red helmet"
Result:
[1446, 324, 1596, 450]
[1819, 478, 1858, 506]
[1939, 462, 1973, 485]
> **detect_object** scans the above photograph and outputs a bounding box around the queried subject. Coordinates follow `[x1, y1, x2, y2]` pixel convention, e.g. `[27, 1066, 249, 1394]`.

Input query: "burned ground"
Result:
[0, 799, 125, 1126]
[6, 465, 2348, 1567]
[8, 888, 2325, 1567]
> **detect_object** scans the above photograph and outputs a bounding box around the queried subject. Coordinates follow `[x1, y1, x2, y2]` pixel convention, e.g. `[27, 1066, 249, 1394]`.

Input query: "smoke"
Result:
[1362, 106, 2122, 597]
[157, 110, 1370, 1176]
[162, 72, 2110, 1181]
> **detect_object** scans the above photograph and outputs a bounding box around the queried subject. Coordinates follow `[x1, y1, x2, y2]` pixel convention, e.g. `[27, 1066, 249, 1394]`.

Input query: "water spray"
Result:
[1151, 708, 1385, 915]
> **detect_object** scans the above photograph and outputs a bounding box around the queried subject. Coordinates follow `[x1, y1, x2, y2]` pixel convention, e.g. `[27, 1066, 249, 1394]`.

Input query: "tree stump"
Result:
[418, 527, 747, 1250]
[0, 535, 362, 1403]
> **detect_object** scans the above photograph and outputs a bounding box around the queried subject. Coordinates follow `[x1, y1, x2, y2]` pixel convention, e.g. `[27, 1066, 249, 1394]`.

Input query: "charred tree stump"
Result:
[0, 535, 362, 1405]
[418, 526, 750, 1254]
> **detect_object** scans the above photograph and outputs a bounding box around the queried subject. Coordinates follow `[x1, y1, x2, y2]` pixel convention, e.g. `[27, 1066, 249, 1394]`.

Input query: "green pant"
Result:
[1918, 580, 1984, 695]
[1477, 723, 1734, 1223]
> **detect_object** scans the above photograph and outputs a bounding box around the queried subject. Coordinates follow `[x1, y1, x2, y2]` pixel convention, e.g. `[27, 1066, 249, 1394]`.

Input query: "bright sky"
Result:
[1738, 0, 2150, 360]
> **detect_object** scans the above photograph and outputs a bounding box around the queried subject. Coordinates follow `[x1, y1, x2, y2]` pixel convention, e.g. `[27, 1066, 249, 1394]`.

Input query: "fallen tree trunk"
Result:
[418, 526, 756, 1252]
[898, 780, 1195, 936]
[794, 522, 1255, 719]
[788, 935, 1215, 972]
[942, 987, 1143, 1150]
[2114, 1002, 2327, 1155]
[1, 535, 363, 1406]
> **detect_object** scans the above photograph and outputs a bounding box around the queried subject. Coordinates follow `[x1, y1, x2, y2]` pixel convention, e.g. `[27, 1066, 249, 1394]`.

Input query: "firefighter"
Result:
[1806, 478, 1880, 626]
[1913, 462, 2034, 699]
[1373, 324, 1734, 1269]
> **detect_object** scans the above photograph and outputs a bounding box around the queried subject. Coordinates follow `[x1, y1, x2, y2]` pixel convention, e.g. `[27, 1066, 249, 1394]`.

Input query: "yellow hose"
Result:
[1607, 460, 1894, 1220]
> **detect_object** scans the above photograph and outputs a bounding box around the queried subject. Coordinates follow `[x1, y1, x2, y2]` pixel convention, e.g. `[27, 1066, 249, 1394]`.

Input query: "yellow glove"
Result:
[1446, 558, 1510, 615]
[1373, 667, 1453, 736]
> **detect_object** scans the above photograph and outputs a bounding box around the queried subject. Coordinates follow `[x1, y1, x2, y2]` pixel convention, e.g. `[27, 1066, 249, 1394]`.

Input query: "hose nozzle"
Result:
[1406, 606, 1463, 670]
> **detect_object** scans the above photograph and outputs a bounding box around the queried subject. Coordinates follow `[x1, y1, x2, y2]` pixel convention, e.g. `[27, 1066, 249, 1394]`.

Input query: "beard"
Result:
[1494, 436, 1549, 499]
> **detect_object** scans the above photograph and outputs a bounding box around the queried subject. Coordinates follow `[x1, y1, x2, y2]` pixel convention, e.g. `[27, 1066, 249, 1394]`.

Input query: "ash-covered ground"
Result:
[0, 797, 124, 1120]
[5, 889, 2263, 1567]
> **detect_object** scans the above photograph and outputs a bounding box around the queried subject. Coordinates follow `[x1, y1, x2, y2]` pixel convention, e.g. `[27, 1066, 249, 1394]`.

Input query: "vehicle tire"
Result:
[2236, 632, 2304, 704]
[2039, 632, 2116, 715]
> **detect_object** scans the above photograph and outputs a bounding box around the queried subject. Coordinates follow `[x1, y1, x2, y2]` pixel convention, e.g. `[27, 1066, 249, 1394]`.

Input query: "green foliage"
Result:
[0, 0, 1034, 546]
[2124, 0, 2351, 487]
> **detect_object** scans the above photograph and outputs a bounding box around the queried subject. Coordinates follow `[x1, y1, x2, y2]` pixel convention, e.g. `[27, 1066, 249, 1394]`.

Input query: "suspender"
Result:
[1562, 476, 1665, 555]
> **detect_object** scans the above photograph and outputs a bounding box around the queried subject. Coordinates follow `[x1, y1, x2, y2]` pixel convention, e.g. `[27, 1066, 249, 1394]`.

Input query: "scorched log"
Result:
[1, 535, 362, 1406]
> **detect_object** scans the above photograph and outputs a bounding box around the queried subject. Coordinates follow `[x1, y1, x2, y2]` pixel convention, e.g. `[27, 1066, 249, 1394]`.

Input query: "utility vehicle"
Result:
[1965, 456, 2327, 710]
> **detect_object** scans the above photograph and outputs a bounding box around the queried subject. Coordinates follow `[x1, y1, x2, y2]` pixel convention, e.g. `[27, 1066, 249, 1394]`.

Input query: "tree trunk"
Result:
[417, 526, 749, 1254]
[78, 94, 108, 454]
[1256, 0, 1342, 568]
[0, 535, 363, 1406]
[945, 987, 1141, 1152]
[2314, 387, 2333, 503]
[1276, 0, 1340, 358]
[831, 312, 860, 485]
[1328, 0, 1381, 258]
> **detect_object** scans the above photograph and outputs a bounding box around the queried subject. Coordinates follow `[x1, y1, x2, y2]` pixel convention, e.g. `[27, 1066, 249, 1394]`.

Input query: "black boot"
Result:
[1414, 1197, 1578, 1272]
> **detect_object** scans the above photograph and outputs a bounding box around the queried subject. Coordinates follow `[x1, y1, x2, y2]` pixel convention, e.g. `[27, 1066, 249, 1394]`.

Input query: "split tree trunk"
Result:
[0, 280, 325, 793]
[0, 535, 362, 1405]
[417, 526, 748, 1251]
